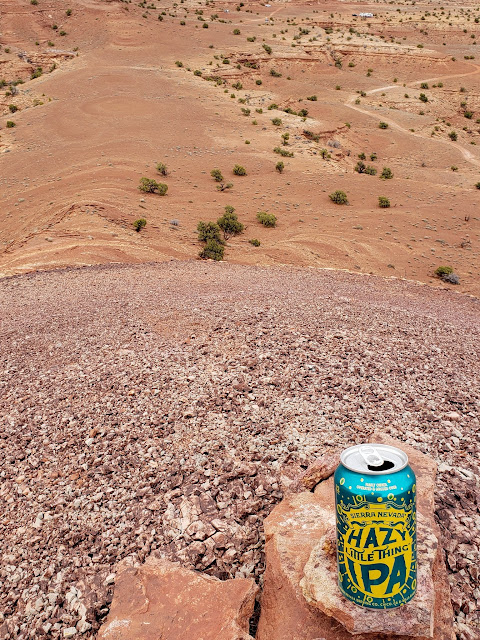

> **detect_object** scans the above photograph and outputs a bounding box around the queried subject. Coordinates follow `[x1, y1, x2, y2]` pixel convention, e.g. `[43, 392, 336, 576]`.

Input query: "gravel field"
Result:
[0, 262, 479, 640]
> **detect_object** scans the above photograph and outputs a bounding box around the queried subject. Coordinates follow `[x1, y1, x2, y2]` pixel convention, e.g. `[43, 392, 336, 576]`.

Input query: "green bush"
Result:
[379, 121, 389, 129]
[448, 131, 457, 141]
[202, 22, 209, 28]
[380, 167, 393, 180]
[199, 239, 224, 260]
[270, 69, 282, 77]
[211, 168, 224, 182]
[156, 162, 168, 176]
[275, 161, 284, 173]
[434, 265, 453, 277]
[233, 164, 246, 176]
[273, 146, 293, 157]
[378, 196, 390, 208]
[306, 95, 317, 101]
[329, 190, 348, 204]
[233, 28, 240, 34]
[8, 104, 18, 113]
[419, 93, 428, 103]
[175, 60, 184, 67]
[197, 221, 223, 243]
[138, 177, 168, 194]
[262, 43, 272, 54]
[257, 211, 277, 227]
[281, 132, 290, 145]
[6, 121, 16, 128]
[133, 218, 147, 232]
[249, 238, 261, 246]
[271, 117, 282, 126]
[217, 206, 244, 239]
[475, 182, 480, 189]
[31, 67, 43, 79]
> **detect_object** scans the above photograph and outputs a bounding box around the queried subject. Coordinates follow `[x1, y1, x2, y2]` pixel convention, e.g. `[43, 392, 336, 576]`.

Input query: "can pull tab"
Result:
[359, 446, 384, 468]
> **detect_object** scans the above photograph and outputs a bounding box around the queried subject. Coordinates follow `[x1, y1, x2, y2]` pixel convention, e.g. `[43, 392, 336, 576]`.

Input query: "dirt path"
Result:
[344, 63, 480, 168]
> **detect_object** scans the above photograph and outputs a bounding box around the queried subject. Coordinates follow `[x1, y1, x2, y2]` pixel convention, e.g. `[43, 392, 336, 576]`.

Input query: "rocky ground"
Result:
[0, 261, 479, 639]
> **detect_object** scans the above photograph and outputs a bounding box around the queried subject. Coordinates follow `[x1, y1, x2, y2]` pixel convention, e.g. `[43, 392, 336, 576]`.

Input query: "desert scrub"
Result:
[449, 131, 458, 141]
[329, 190, 348, 204]
[8, 104, 18, 113]
[378, 121, 389, 129]
[6, 121, 16, 128]
[273, 147, 293, 157]
[211, 168, 224, 182]
[197, 221, 223, 243]
[138, 177, 168, 194]
[435, 265, 459, 284]
[378, 196, 390, 208]
[156, 162, 168, 176]
[133, 218, 147, 232]
[271, 117, 282, 126]
[249, 238, 261, 246]
[380, 167, 393, 180]
[275, 161, 284, 173]
[233, 164, 246, 176]
[257, 211, 277, 227]
[217, 206, 244, 239]
[199, 239, 224, 260]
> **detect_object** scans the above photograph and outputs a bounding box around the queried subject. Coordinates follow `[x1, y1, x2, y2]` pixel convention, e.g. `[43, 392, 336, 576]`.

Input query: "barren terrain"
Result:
[0, 0, 479, 294]
[0, 262, 479, 639]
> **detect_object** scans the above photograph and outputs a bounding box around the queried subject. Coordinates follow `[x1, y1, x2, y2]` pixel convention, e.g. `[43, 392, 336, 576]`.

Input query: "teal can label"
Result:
[335, 444, 417, 609]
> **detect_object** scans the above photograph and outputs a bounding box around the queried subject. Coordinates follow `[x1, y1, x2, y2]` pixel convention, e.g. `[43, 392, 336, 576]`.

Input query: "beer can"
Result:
[335, 443, 417, 609]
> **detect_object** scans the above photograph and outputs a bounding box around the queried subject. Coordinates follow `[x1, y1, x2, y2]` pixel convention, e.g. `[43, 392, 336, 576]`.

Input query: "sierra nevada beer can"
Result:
[335, 443, 416, 609]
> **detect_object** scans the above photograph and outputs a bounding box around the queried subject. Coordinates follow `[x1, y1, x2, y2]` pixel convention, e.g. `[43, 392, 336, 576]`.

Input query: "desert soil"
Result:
[0, 0, 479, 294]
[0, 262, 479, 639]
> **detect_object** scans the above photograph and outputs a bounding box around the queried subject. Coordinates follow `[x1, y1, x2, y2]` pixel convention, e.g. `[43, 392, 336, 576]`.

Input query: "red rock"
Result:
[288, 453, 340, 492]
[256, 436, 455, 640]
[98, 557, 258, 640]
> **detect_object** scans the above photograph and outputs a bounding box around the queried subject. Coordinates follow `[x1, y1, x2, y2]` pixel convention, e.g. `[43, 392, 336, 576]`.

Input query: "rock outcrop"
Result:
[256, 435, 455, 640]
[97, 557, 258, 640]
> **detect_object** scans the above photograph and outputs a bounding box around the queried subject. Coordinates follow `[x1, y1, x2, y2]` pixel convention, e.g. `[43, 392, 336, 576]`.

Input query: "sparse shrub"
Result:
[434, 265, 459, 284]
[270, 69, 282, 77]
[281, 132, 289, 145]
[419, 93, 428, 102]
[275, 161, 284, 173]
[262, 43, 272, 54]
[298, 108, 308, 117]
[217, 206, 244, 239]
[31, 67, 43, 79]
[133, 218, 147, 232]
[6, 121, 16, 128]
[378, 196, 390, 208]
[175, 60, 184, 67]
[380, 167, 393, 180]
[257, 211, 277, 227]
[138, 177, 168, 194]
[475, 182, 480, 189]
[365, 166, 377, 175]
[211, 168, 224, 182]
[370, 152, 377, 161]
[66, 8, 72, 15]
[306, 95, 317, 101]
[233, 164, 246, 176]
[271, 117, 282, 126]
[379, 121, 389, 129]
[434, 265, 453, 277]
[197, 221, 223, 243]
[273, 146, 293, 157]
[358, 152, 366, 160]
[156, 162, 168, 176]
[329, 190, 348, 204]
[320, 148, 330, 159]
[202, 22, 208, 27]
[255, 79, 262, 85]
[268, 103, 278, 110]
[199, 239, 224, 260]
[449, 131, 458, 141]
[8, 104, 18, 113]
[233, 28, 240, 35]
[249, 238, 260, 246]
[420, 82, 429, 89]
[194, 69, 202, 76]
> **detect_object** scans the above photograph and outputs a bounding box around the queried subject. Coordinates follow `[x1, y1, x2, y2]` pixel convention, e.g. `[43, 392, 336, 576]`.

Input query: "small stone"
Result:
[105, 573, 116, 585]
[63, 627, 77, 638]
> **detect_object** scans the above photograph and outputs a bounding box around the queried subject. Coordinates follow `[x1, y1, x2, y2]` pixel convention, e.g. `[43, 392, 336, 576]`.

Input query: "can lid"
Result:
[340, 443, 408, 475]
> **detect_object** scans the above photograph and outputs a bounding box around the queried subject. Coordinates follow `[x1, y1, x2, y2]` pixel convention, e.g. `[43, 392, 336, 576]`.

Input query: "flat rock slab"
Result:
[97, 557, 258, 640]
[301, 516, 437, 637]
[256, 436, 455, 640]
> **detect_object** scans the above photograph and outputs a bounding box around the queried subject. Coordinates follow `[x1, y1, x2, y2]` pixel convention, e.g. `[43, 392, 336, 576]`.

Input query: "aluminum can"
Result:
[335, 443, 416, 609]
